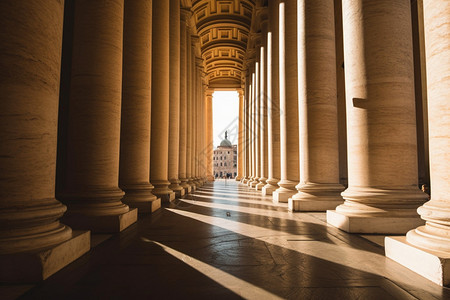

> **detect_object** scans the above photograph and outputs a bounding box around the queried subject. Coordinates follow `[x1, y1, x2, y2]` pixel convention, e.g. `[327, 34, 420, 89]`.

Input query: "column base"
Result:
[180, 184, 191, 194]
[62, 209, 138, 233]
[255, 179, 266, 191]
[153, 191, 176, 202]
[121, 184, 161, 213]
[250, 178, 259, 188]
[169, 185, 185, 198]
[273, 188, 296, 203]
[326, 210, 425, 234]
[0, 230, 90, 282]
[288, 183, 344, 212]
[289, 199, 343, 212]
[235, 176, 242, 181]
[207, 175, 215, 181]
[262, 184, 277, 196]
[385, 236, 450, 287]
[128, 197, 161, 213]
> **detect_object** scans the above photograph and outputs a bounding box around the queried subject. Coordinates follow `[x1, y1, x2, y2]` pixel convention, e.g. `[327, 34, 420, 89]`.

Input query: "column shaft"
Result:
[168, 0, 184, 197]
[327, 0, 428, 233]
[263, 0, 281, 195]
[206, 90, 215, 181]
[0, 0, 89, 281]
[62, 0, 137, 232]
[236, 90, 244, 181]
[273, 0, 299, 203]
[150, 0, 175, 202]
[179, 8, 190, 193]
[288, 0, 344, 212]
[120, 0, 161, 213]
[386, 0, 450, 286]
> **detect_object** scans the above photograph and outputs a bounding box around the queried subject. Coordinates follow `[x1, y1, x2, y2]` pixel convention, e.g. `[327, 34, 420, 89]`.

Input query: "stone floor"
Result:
[3, 180, 450, 299]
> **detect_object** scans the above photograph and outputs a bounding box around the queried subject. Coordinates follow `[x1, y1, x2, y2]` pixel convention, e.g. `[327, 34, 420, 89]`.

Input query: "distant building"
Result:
[213, 131, 237, 178]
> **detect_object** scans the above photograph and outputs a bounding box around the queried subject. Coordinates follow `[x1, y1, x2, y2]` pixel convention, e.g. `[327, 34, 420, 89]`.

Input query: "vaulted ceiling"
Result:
[188, 0, 256, 89]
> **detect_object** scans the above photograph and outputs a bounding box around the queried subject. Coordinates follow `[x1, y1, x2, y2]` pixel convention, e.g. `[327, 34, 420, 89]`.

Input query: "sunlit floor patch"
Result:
[141, 238, 283, 300]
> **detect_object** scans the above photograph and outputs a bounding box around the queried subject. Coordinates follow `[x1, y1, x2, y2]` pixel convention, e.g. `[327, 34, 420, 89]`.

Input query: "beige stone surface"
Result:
[386, 0, 450, 286]
[264, 0, 281, 194]
[290, 0, 344, 212]
[120, 0, 160, 214]
[61, 0, 136, 231]
[168, 0, 183, 196]
[0, 230, 90, 282]
[179, 8, 190, 191]
[0, 1, 91, 275]
[150, 0, 174, 199]
[329, 0, 428, 233]
[0, 0, 72, 254]
[386, 236, 450, 286]
[273, 1, 299, 202]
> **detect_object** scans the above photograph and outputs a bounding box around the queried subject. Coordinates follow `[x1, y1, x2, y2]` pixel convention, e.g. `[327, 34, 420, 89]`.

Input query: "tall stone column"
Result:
[168, 0, 184, 198]
[236, 89, 245, 181]
[327, 0, 428, 233]
[62, 0, 137, 232]
[179, 8, 191, 193]
[257, 18, 269, 191]
[386, 0, 450, 286]
[246, 78, 254, 185]
[248, 72, 256, 186]
[288, 0, 344, 211]
[150, 0, 175, 202]
[206, 89, 215, 181]
[263, 0, 281, 195]
[186, 37, 195, 191]
[251, 61, 260, 188]
[0, 0, 89, 281]
[241, 75, 250, 184]
[120, 0, 161, 214]
[273, 0, 299, 203]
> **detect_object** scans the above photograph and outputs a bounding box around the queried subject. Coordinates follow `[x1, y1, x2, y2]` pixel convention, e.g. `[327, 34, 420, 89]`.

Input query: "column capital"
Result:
[180, 7, 192, 23]
[205, 88, 214, 98]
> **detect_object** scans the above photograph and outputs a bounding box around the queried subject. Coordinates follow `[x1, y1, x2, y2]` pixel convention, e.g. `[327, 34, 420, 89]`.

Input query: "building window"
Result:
[224, 162, 227, 166]
[224, 156, 226, 160]
[220, 163, 222, 166]
[228, 151, 230, 154]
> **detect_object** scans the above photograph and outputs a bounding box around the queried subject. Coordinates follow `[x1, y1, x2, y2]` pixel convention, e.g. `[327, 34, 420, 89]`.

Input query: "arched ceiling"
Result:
[190, 0, 256, 88]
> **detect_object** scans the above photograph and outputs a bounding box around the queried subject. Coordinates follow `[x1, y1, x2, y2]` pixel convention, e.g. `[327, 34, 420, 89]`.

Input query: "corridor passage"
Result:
[14, 182, 449, 299]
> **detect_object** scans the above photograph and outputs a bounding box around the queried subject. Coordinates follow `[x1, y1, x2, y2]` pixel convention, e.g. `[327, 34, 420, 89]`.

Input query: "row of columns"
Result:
[0, 0, 210, 281]
[239, 0, 450, 286]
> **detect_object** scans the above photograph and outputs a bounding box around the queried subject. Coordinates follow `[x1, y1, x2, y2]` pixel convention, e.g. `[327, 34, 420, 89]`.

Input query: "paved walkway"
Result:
[10, 181, 450, 299]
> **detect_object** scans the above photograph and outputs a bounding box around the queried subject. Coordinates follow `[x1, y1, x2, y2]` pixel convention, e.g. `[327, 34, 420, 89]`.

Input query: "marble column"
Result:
[246, 77, 254, 185]
[263, 0, 281, 196]
[120, 0, 161, 214]
[248, 72, 256, 187]
[179, 8, 191, 193]
[236, 89, 245, 181]
[168, 0, 184, 198]
[186, 37, 195, 191]
[273, 0, 299, 203]
[251, 61, 260, 189]
[288, 0, 344, 211]
[206, 89, 215, 181]
[327, 0, 428, 233]
[62, 0, 137, 232]
[0, 0, 89, 281]
[150, 0, 175, 202]
[258, 18, 269, 191]
[241, 75, 251, 184]
[385, 0, 450, 286]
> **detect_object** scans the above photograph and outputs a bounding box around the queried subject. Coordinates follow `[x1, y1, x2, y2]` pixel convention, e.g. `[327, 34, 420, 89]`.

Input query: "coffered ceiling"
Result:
[189, 0, 256, 88]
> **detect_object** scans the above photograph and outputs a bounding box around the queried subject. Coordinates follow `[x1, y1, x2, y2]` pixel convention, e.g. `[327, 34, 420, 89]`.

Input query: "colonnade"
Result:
[239, 0, 449, 286]
[0, 0, 210, 281]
